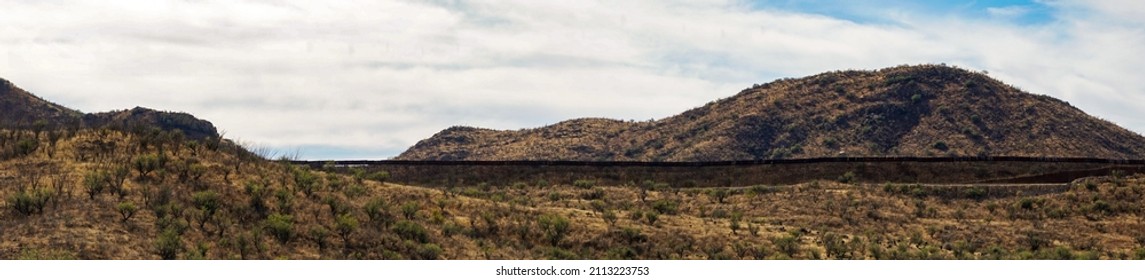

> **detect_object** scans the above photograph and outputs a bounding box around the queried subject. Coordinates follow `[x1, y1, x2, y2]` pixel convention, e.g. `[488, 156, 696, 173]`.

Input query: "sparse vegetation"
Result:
[3, 66, 1145, 260]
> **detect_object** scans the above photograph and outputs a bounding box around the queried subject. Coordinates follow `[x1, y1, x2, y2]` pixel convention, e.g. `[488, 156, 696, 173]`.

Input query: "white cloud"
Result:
[987, 6, 1031, 18]
[1, 0, 1143, 159]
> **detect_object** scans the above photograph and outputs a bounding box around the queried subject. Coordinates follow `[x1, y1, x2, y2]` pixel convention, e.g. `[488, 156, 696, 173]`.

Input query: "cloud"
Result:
[1, 0, 1142, 159]
[987, 6, 1032, 18]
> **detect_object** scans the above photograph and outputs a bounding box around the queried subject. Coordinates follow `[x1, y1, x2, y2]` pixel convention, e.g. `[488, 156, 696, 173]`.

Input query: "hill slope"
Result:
[0, 78, 219, 140]
[397, 65, 1145, 161]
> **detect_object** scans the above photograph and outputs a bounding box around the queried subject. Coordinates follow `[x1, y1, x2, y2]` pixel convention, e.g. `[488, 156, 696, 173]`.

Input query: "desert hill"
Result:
[3, 72, 1145, 260]
[0, 78, 218, 140]
[397, 65, 1145, 161]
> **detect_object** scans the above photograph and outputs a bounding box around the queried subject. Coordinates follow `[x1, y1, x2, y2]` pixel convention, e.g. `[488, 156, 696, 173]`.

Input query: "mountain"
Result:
[0, 78, 83, 128]
[397, 64, 1145, 161]
[0, 78, 219, 140]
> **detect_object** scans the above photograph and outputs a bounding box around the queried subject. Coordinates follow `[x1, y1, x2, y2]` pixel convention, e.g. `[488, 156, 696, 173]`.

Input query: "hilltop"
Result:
[0, 78, 218, 140]
[397, 65, 1145, 161]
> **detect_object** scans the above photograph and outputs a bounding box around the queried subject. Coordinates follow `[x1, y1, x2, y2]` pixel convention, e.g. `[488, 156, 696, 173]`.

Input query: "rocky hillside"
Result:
[0, 78, 218, 140]
[398, 65, 1145, 161]
[0, 78, 83, 128]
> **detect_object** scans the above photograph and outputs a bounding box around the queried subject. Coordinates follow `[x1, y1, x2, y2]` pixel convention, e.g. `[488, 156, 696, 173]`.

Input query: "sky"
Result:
[2, 0, 1143, 160]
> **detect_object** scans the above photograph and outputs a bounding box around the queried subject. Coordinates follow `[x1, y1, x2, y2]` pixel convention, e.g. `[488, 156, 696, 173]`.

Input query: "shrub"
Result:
[265, 214, 294, 244]
[580, 188, 605, 200]
[401, 202, 420, 220]
[709, 189, 729, 203]
[133, 153, 164, 178]
[323, 195, 350, 218]
[651, 200, 678, 215]
[293, 168, 320, 197]
[14, 138, 39, 157]
[774, 234, 800, 257]
[366, 171, 390, 184]
[392, 220, 429, 243]
[418, 243, 443, 260]
[192, 191, 221, 228]
[83, 170, 108, 200]
[155, 228, 183, 260]
[644, 211, 659, 226]
[244, 181, 270, 216]
[537, 213, 571, 246]
[8, 189, 52, 216]
[573, 179, 596, 189]
[334, 213, 359, 245]
[964, 187, 986, 200]
[117, 202, 138, 223]
[365, 198, 394, 226]
[837, 171, 857, 184]
[344, 184, 368, 198]
[932, 141, 948, 151]
[308, 226, 330, 251]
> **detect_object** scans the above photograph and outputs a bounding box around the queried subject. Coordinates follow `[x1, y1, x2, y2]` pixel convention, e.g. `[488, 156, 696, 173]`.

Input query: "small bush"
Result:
[8, 189, 52, 216]
[155, 228, 183, 260]
[573, 179, 596, 189]
[14, 138, 39, 157]
[774, 234, 800, 257]
[538, 213, 571, 246]
[335, 213, 359, 245]
[650, 200, 678, 215]
[417, 243, 443, 260]
[644, 211, 659, 226]
[392, 220, 429, 243]
[366, 171, 391, 184]
[133, 153, 165, 178]
[265, 214, 295, 244]
[117, 202, 138, 223]
[308, 226, 330, 251]
[401, 202, 420, 220]
[83, 170, 108, 200]
[365, 197, 394, 226]
[293, 168, 320, 197]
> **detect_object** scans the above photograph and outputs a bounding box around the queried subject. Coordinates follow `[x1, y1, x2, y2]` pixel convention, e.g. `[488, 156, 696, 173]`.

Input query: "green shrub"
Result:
[117, 202, 138, 223]
[323, 195, 350, 218]
[366, 171, 390, 183]
[155, 228, 183, 260]
[644, 211, 659, 226]
[365, 197, 394, 226]
[14, 138, 39, 157]
[335, 213, 359, 245]
[401, 202, 420, 220]
[837, 171, 856, 184]
[293, 168, 320, 197]
[573, 179, 596, 189]
[308, 226, 330, 251]
[343, 184, 368, 198]
[537, 213, 571, 246]
[8, 189, 51, 216]
[651, 200, 678, 215]
[418, 243, 443, 260]
[265, 214, 294, 244]
[774, 234, 800, 257]
[133, 153, 165, 178]
[392, 220, 429, 243]
[83, 170, 108, 200]
[546, 247, 578, 260]
[709, 189, 729, 203]
[244, 181, 270, 216]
